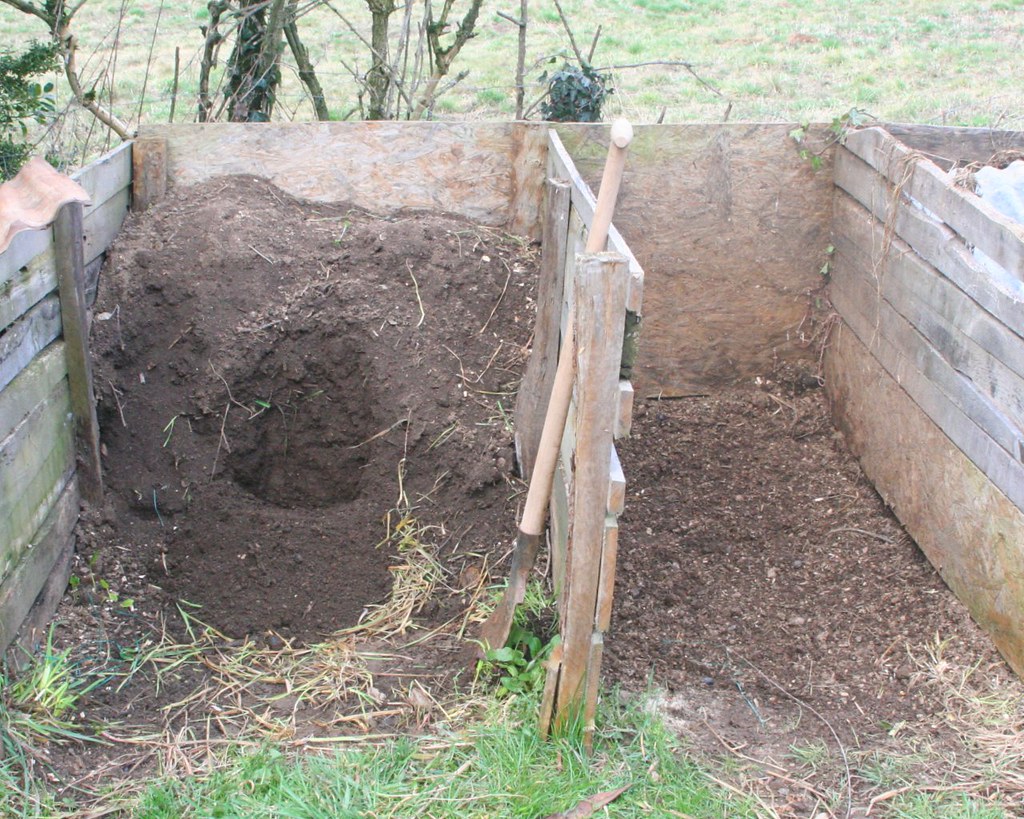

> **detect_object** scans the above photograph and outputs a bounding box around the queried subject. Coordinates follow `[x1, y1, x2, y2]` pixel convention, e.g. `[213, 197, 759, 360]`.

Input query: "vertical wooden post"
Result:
[553, 251, 628, 733]
[53, 202, 103, 503]
[132, 137, 168, 212]
[514, 177, 571, 480]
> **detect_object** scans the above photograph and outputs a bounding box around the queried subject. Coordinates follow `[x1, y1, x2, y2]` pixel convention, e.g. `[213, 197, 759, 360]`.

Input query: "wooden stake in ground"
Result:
[478, 120, 632, 655]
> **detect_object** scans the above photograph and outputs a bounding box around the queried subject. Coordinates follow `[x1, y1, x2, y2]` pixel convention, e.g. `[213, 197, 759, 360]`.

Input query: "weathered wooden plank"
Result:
[825, 323, 1024, 676]
[595, 515, 619, 633]
[831, 236, 1024, 470]
[615, 379, 634, 439]
[830, 242, 1024, 511]
[844, 127, 1024, 281]
[0, 476, 78, 653]
[555, 252, 628, 725]
[0, 242, 56, 333]
[881, 123, 1024, 170]
[547, 130, 644, 312]
[582, 631, 603, 754]
[515, 178, 571, 480]
[72, 141, 132, 211]
[0, 342, 66, 443]
[0, 381, 75, 584]
[54, 202, 103, 503]
[0, 227, 50, 285]
[833, 193, 1024, 424]
[132, 137, 167, 212]
[0, 295, 62, 394]
[834, 147, 1024, 333]
[143, 122, 546, 238]
[607, 446, 625, 515]
[550, 459, 569, 598]
[82, 185, 130, 268]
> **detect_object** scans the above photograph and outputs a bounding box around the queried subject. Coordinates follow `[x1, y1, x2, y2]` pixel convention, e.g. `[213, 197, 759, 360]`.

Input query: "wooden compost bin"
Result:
[3, 120, 1024, 702]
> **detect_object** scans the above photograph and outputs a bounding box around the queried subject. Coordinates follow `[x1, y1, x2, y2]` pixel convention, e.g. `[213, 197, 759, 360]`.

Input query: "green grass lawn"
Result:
[2, 0, 1022, 140]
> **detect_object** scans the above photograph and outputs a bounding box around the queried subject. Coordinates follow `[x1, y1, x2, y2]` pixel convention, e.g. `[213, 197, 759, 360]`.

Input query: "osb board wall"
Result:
[826, 324, 1024, 676]
[140, 122, 547, 238]
[556, 123, 835, 396]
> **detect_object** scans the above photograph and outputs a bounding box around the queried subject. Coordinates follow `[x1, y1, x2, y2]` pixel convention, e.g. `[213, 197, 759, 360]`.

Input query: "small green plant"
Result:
[790, 107, 876, 170]
[0, 41, 58, 180]
[539, 62, 613, 122]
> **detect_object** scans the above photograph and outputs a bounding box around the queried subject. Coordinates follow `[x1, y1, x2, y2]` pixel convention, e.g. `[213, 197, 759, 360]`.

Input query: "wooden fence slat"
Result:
[73, 141, 132, 212]
[0, 476, 78, 652]
[834, 147, 1024, 335]
[844, 127, 1024, 280]
[0, 295, 62, 394]
[615, 380, 634, 439]
[550, 459, 570, 597]
[0, 228, 50, 285]
[54, 202, 103, 503]
[554, 252, 628, 726]
[547, 130, 645, 312]
[833, 193, 1024, 425]
[582, 632, 603, 753]
[83, 186, 130, 268]
[607, 446, 625, 515]
[515, 177, 571, 480]
[0, 382, 75, 584]
[595, 515, 619, 633]
[0, 343, 66, 442]
[0, 243, 56, 333]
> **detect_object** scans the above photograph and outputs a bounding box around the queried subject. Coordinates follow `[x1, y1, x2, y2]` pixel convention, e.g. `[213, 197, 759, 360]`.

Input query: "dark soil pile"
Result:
[88, 176, 536, 642]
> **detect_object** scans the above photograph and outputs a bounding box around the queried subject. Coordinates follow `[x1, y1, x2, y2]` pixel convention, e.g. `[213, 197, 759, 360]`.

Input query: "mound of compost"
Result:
[88, 177, 536, 642]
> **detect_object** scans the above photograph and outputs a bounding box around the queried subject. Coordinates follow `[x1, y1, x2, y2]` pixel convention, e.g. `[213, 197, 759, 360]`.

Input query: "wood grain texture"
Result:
[831, 208, 1024, 509]
[132, 137, 166, 212]
[54, 202, 103, 503]
[844, 127, 1024, 281]
[0, 343, 66, 442]
[0, 476, 78, 653]
[557, 124, 835, 395]
[515, 178, 571, 480]
[825, 323, 1024, 676]
[0, 295, 62, 393]
[882, 123, 1024, 170]
[0, 379, 74, 585]
[832, 192, 1024, 428]
[834, 148, 1024, 333]
[555, 252, 628, 724]
[143, 122, 547, 238]
[595, 515, 619, 633]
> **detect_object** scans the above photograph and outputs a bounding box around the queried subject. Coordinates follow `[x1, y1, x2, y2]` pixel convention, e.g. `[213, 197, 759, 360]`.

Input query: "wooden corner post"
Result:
[53, 201, 103, 503]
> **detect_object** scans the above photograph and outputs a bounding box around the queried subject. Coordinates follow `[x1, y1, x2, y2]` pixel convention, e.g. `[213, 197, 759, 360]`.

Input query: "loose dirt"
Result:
[23, 176, 1017, 810]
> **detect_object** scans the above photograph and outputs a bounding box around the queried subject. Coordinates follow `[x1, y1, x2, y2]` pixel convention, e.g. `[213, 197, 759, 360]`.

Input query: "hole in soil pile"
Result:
[226, 331, 376, 509]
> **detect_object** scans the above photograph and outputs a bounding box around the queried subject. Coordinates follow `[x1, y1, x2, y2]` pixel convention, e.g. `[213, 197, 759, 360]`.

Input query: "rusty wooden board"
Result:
[141, 122, 547, 238]
[557, 123, 835, 396]
[825, 322, 1024, 676]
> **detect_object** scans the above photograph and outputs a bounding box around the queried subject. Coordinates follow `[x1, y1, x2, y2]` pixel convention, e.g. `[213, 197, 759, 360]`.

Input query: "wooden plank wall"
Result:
[556, 123, 836, 397]
[828, 125, 1024, 675]
[140, 122, 548, 238]
[516, 130, 643, 747]
[0, 142, 131, 653]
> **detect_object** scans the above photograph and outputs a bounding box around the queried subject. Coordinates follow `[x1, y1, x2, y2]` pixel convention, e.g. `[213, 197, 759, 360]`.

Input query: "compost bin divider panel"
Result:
[553, 252, 627, 743]
[515, 177, 571, 480]
[827, 126, 1024, 676]
[0, 142, 131, 654]
[881, 123, 1024, 170]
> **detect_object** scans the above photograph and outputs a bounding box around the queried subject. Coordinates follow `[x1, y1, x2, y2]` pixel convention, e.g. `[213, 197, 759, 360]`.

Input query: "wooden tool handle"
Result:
[520, 119, 633, 536]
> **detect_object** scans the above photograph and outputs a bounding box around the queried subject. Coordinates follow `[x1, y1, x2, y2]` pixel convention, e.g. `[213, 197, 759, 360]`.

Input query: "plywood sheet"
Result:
[142, 122, 547, 238]
[557, 124, 834, 395]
